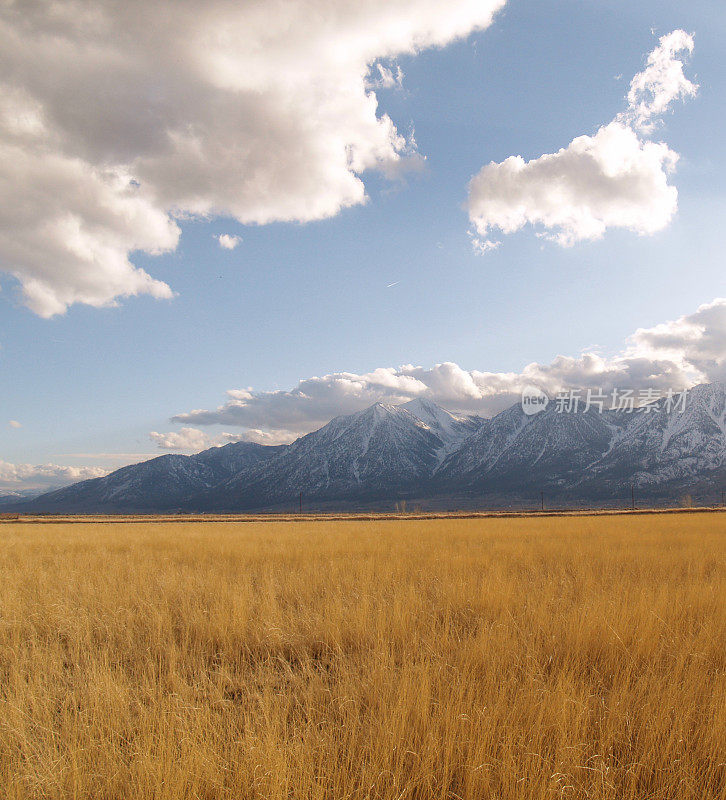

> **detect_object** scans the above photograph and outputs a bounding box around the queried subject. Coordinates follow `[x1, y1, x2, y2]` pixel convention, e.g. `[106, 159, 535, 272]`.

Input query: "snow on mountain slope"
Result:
[401, 398, 483, 462]
[437, 402, 622, 493]
[578, 382, 726, 494]
[437, 403, 531, 480]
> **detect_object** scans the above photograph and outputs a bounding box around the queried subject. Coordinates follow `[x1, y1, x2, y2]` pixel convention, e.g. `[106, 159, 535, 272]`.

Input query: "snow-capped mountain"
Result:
[436, 402, 627, 494]
[13, 384, 726, 513]
[435, 382, 726, 501]
[192, 401, 484, 510]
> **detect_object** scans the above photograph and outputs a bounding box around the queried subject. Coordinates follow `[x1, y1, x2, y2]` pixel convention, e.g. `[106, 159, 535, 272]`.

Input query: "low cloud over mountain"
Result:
[0, 460, 106, 493]
[168, 298, 726, 443]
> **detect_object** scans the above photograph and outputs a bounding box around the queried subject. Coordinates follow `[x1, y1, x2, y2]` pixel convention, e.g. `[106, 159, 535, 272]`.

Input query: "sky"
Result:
[1, 0, 725, 491]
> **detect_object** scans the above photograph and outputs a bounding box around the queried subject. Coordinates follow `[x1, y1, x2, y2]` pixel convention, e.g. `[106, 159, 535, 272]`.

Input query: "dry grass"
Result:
[0, 514, 724, 799]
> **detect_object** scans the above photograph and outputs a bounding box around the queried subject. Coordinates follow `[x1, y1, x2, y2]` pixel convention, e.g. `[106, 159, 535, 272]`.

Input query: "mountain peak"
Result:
[403, 397, 441, 414]
[402, 397, 468, 423]
[371, 401, 400, 414]
[400, 397, 483, 463]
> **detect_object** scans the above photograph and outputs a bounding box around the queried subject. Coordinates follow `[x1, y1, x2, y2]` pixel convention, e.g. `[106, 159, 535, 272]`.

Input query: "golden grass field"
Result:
[0, 513, 724, 799]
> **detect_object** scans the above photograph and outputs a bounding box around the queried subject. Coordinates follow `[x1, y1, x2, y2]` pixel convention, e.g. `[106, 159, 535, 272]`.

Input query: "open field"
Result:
[2, 506, 725, 524]
[0, 514, 724, 799]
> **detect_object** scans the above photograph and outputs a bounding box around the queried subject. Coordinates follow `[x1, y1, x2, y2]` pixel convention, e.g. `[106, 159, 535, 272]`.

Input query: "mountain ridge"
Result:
[12, 382, 726, 513]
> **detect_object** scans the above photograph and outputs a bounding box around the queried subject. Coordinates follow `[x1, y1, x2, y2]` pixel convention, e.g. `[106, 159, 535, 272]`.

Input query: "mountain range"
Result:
[10, 384, 726, 513]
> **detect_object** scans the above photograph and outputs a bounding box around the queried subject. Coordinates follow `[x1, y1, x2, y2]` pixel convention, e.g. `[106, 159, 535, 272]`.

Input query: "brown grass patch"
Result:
[0, 514, 724, 799]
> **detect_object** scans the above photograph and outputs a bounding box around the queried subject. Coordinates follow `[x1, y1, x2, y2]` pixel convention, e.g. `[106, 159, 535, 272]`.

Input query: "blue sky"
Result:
[1, 0, 725, 488]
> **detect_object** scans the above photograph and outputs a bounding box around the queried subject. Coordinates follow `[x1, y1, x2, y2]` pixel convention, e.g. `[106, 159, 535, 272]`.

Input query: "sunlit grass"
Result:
[0, 514, 724, 799]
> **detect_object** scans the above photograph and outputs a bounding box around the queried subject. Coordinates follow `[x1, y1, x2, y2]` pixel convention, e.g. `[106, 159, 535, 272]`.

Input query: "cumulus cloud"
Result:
[149, 425, 293, 451]
[173, 369, 431, 436]
[216, 234, 242, 251]
[628, 297, 726, 383]
[468, 30, 696, 249]
[149, 427, 211, 452]
[170, 298, 726, 440]
[0, 0, 505, 316]
[0, 460, 107, 492]
[221, 430, 298, 447]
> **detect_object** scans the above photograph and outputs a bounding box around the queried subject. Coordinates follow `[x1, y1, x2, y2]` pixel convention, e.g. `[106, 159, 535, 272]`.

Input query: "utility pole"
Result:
[631, 485, 635, 511]
[299, 491, 303, 514]
[540, 491, 544, 512]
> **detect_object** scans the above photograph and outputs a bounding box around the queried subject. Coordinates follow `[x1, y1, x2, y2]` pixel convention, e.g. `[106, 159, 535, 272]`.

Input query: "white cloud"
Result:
[0, 0, 505, 316]
[0, 460, 107, 492]
[174, 369, 433, 434]
[0, 141, 178, 317]
[221, 430, 298, 447]
[367, 64, 405, 90]
[217, 234, 242, 250]
[171, 298, 726, 438]
[150, 425, 295, 450]
[54, 453, 159, 460]
[624, 30, 698, 133]
[627, 297, 726, 383]
[149, 427, 211, 452]
[469, 234, 501, 254]
[468, 31, 696, 249]
[8, 420, 21, 429]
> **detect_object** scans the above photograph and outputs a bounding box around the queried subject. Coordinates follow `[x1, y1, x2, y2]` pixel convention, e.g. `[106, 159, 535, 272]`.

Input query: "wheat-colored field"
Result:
[0, 514, 724, 800]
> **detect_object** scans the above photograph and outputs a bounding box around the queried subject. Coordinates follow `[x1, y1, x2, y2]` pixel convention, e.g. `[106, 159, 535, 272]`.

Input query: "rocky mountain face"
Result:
[436, 403, 621, 493]
[14, 383, 726, 513]
[576, 382, 726, 498]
